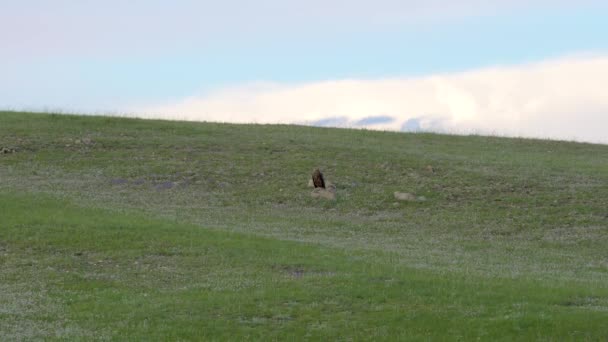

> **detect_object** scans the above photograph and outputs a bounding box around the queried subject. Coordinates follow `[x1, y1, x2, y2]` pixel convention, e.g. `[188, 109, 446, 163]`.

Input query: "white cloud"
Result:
[133, 54, 608, 144]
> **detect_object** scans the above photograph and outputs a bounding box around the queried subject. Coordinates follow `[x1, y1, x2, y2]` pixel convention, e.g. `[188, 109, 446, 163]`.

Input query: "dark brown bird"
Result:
[312, 168, 325, 189]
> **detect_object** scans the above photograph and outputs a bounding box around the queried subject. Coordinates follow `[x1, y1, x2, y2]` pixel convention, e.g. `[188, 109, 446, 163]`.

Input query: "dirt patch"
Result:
[132, 179, 146, 186]
[110, 178, 129, 185]
[155, 181, 175, 190]
[311, 184, 336, 200]
[288, 267, 306, 278]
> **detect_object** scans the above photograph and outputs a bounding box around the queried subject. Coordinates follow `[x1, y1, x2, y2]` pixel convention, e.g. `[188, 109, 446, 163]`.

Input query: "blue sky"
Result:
[2, 1, 608, 142]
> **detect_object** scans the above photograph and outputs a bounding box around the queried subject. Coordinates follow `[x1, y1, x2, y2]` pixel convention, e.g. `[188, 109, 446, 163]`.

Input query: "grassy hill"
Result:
[1, 111, 608, 340]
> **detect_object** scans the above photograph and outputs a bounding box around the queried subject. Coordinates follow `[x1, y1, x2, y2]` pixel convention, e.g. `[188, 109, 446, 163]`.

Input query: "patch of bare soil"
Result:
[110, 178, 129, 185]
[311, 183, 336, 200]
[155, 181, 175, 190]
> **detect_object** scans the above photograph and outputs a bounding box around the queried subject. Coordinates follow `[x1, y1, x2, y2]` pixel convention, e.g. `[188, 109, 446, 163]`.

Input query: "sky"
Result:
[2, 1, 608, 143]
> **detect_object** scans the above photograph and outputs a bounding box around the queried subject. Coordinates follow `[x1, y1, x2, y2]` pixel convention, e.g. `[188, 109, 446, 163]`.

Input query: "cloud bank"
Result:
[135, 54, 608, 144]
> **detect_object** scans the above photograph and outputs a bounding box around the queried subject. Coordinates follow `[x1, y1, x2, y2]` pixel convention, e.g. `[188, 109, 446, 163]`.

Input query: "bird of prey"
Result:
[312, 168, 325, 189]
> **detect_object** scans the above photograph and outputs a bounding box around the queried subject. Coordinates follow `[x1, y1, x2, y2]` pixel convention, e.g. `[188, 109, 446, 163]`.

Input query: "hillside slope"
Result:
[1, 111, 608, 339]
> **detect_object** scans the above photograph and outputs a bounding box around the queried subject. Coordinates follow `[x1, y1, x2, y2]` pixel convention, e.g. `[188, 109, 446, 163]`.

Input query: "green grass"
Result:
[1, 111, 608, 340]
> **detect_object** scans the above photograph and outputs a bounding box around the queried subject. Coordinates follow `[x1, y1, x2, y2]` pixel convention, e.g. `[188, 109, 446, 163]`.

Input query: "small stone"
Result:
[311, 188, 336, 200]
[394, 192, 417, 201]
[3, 147, 17, 154]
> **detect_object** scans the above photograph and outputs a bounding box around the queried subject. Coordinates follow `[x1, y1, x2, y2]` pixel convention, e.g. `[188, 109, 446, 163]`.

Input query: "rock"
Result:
[73, 137, 93, 146]
[311, 189, 335, 200]
[394, 192, 417, 201]
[0, 147, 16, 154]
[311, 187, 336, 200]
[307, 179, 314, 188]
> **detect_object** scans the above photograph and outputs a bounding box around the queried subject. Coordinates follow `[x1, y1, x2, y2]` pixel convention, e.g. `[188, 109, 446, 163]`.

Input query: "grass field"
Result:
[1, 111, 608, 340]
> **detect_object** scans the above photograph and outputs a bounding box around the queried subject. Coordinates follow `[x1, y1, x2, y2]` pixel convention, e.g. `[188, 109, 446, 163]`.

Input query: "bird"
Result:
[312, 168, 326, 189]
